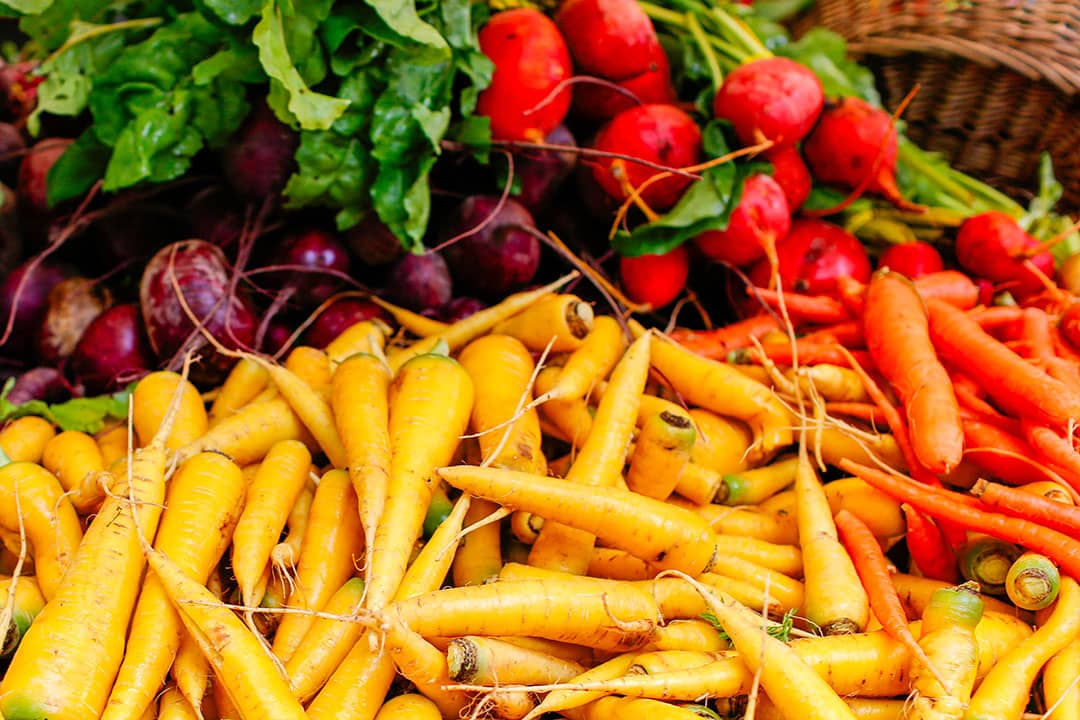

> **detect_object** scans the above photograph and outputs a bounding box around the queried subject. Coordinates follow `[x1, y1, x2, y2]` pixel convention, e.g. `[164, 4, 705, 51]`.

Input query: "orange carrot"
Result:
[668, 314, 780, 360]
[970, 478, 1080, 538]
[863, 272, 963, 474]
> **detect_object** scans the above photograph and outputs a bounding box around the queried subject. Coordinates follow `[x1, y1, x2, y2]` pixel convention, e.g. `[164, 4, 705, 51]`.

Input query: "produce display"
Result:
[0, 0, 1076, 718]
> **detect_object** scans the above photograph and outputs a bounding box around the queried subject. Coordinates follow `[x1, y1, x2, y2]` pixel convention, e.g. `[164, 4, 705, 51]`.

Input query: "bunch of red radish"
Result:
[473, 0, 1059, 313]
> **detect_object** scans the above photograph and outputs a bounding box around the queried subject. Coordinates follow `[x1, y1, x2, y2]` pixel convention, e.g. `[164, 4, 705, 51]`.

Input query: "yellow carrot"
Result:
[156, 686, 199, 720]
[1043, 637, 1080, 720]
[281, 577, 366, 703]
[0, 574, 45, 659]
[170, 629, 209, 720]
[103, 451, 246, 720]
[452, 498, 504, 587]
[207, 358, 269, 428]
[41, 430, 106, 514]
[373, 694, 442, 720]
[324, 319, 391, 365]
[96, 423, 130, 468]
[491, 294, 595, 353]
[0, 416, 56, 464]
[626, 410, 696, 500]
[173, 395, 308, 467]
[364, 353, 473, 611]
[132, 371, 208, 450]
[534, 314, 625, 404]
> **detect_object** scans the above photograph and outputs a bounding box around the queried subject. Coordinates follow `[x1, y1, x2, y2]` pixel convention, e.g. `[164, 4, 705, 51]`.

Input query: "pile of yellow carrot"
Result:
[0, 269, 1076, 720]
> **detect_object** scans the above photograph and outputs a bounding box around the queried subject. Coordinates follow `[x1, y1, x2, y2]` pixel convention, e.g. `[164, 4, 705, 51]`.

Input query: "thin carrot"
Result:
[1023, 422, 1080, 493]
[927, 298, 1080, 427]
[667, 313, 781, 360]
[207, 358, 269, 428]
[41, 430, 106, 514]
[1043, 638, 1080, 720]
[750, 287, 852, 324]
[840, 458, 1080, 581]
[970, 477, 1080, 539]
[863, 272, 963, 474]
[834, 508, 939, 686]
[901, 504, 959, 583]
[173, 395, 309, 467]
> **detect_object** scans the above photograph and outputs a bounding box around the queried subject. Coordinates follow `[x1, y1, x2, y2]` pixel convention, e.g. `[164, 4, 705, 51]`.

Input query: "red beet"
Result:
[440, 296, 487, 323]
[304, 298, 391, 348]
[619, 244, 689, 308]
[477, 9, 573, 142]
[344, 215, 406, 267]
[694, 173, 791, 267]
[590, 104, 702, 211]
[802, 96, 920, 211]
[222, 101, 299, 202]
[0, 61, 42, 121]
[35, 277, 112, 366]
[764, 146, 811, 210]
[877, 241, 944, 279]
[186, 187, 244, 253]
[0, 182, 22, 277]
[385, 252, 453, 312]
[7, 366, 70, 405]
[747, 218, 871, 296]
[954, 211, 1055, 299]
[713, 57, 823, 150]
[570, 44, 676, 123]
[442, 195, 541, 298]
[0, 259, 72, 357]
[265, 227, 352, 308]
[0, 122, 26, 177]
[555, 0, 665, 80]
[68, 304, 154, 394]
[17, 137, 72, 218]
[140, 239, 258, 385]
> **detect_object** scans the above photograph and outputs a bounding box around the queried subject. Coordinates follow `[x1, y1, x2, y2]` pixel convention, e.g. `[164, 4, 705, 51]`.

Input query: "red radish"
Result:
[140, 239, 258, 385]
[571, 44, 676, 123]
[555, 0, 665, 81]
[954, 211, 1055, 299]
[619, 244, 689, 308]
[712, 57, 823, 150]
[764, 146, 811, 210]
[590, 103, 702, 211]
[442, 195, 541, 298]
[222, 101, 298, 202]
[747, 218, 871, 296]
[877, 241, 944, 279]
[693, 173, 790, 267]
[68, 304, 154, 395]
[304, 298, 391, 348]
[802, 96, 918, 211]
[35, 277, 112, 366]
[385, 251, 453, 312]
[477, 9, 573, 142]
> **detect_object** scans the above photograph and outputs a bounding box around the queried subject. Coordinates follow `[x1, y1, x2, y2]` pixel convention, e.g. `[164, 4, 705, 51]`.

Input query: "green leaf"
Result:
[45, 127, 110, 205]
[252, 0, 349, 130]
[776, 28, 881, 105]
[198, 0, 261, 25]
[449, 114, 491, 163]
[361, 0, 449, 55]
[0, 378, 133, 434]
[192, 45, 262, 85]
[283, 130, 374, 218]
[0, 0, 54, 17]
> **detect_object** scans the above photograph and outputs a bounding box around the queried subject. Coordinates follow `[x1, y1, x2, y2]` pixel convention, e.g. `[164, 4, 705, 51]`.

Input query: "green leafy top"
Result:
[701, 606, 798, 644]
[0, 378, 133, 434]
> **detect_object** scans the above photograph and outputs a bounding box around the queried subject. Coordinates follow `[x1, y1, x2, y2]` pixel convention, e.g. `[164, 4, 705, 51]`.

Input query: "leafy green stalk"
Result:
[0, 378, 133, 434]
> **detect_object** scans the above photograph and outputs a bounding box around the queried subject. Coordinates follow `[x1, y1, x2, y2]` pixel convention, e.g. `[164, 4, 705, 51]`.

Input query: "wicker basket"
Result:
[795, 0, 1080, 212]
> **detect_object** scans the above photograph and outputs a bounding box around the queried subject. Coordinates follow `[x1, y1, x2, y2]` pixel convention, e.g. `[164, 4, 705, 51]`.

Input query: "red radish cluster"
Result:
[555, 0, 675, 122]
[476, 9, 573, 142]
[589, 103, 702, 211]
[764, 146, 812, 211]
[713, 57, 824, 150]
[954, 211, 1055, 299]
[619, 245, 689, 308]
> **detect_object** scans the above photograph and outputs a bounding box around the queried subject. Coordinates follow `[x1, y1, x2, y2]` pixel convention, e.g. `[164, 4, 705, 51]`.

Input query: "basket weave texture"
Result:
[796, 0, 1080, 212]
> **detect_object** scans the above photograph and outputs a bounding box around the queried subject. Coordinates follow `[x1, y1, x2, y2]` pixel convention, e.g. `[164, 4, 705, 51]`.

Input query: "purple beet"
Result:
[222, 101, 299, 202]
[0, 259, 72, 357]
[140, 239, 258, 385]
[512, 124, 578, 215]
[0, 61, 41, 121]
[260, 317, 295, 357]
[186, 187, 244, 254]
[17, 137, 71, 227]
[385, 252, 453, 313]
[0, 122, 26, 178]
[265, 227, 352, 308]
[344, 215, 406, 267]
[68, 304, 154, 394]
[6, 366, 70, 405]
[304, 298, 392, 348]
[440, 296, 487, 323]
[35, 277, 112, 366]
[0, 182, 22, 277]
[441, 196, 540, 298]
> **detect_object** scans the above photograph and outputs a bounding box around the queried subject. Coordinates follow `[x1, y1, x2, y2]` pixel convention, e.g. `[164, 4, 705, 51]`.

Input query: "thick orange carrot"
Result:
[863, 272, 963, 474]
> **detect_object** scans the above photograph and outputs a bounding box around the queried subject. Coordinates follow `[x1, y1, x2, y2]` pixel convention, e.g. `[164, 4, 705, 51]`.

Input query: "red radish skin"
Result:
[590, 103, 702, 211]
[877, 241, 944, 279]
[955, 211, 1055, 299]
[222, 101, 298, 202]
[619, 244, 689, 308]
[442, 195, 541, 298]
[802, 96, 918, 211]
[555, 0, 665, 80]
[747, 218, 872, 296]
[570, 44, 676, 123]
[764, 146, 812, 210]
[712, 57, 824, 150]
[139, 239, 258, 385]
[68, 304, 154, 395]
[304, 299, 391, 348]
[35, 277, 112, 366]
[694, 173, 791, 267]
[477, 9, 573, 142]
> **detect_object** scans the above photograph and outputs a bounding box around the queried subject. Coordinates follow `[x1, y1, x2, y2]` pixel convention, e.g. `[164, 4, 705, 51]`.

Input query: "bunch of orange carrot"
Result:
[0, 271, 1076, 720]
